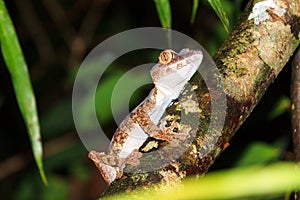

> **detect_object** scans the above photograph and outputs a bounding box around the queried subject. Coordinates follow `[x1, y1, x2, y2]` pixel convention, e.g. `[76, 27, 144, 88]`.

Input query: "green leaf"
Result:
[207, 0, 230, 33]
[0, 0, 47, 185]
[190, 0, 199, 24]
[267, 95, 290, 120]
[153, 0, 172, 28]
[235, 142, 280, 167]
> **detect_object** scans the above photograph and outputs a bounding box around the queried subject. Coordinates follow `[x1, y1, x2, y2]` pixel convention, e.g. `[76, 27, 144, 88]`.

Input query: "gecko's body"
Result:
[89, 49, 203, 185]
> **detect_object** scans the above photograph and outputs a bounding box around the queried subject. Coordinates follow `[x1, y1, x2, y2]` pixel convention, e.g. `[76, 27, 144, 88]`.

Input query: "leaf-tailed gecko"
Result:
[88, 49, 203, 185]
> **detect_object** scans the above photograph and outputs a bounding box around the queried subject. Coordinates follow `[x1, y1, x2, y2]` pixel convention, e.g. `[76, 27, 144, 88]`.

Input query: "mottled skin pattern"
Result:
[130, 87, 178, 142]
[89, 49, 203, 185]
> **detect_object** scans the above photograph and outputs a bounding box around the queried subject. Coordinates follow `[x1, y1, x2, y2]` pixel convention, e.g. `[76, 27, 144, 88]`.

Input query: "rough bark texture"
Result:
[103, 0, 300, 196]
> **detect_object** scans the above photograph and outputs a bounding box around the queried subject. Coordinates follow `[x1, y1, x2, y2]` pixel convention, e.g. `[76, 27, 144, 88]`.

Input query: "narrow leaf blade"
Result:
[207, 0, 230, 33]
[0, 0, 47, 185]
[190, 0, 199, 24]
[153, 0, 172, 28]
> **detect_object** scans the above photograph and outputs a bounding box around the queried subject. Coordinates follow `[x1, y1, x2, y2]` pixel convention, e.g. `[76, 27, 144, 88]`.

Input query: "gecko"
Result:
[88, 48, 203, 185]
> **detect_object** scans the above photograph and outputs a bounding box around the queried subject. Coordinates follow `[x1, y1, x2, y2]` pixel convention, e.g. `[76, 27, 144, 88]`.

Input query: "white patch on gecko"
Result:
[248, 0, 286, 25]
[117, 124, 148, 158]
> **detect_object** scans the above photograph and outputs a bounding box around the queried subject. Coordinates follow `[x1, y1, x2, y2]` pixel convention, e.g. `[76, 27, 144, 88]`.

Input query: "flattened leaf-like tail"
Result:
[88, 150, 117, 185]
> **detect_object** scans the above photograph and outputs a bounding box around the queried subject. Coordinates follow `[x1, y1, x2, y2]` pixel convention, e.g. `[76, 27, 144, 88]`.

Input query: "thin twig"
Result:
[292, 47, 300, 162]
[14, 0, 55, 78]
[42, 0, 76, 47]
[15, 0, 55, 63]
[68, 0, 110, 68]
[291, 47, 300, 200]
[80, 0, 110, 42]
[42, 0, 110, 68]
[0, 132, 76, 181]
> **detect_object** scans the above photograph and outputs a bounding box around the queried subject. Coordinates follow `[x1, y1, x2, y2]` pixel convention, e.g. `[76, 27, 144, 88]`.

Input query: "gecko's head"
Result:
[150, 48, 203, 98]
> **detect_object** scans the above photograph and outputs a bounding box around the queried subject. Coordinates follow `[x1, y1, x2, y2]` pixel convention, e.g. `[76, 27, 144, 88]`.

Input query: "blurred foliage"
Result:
[104, 162, 300, 200]
[0, 0, 296, 199]
[233, 142, 281, 167]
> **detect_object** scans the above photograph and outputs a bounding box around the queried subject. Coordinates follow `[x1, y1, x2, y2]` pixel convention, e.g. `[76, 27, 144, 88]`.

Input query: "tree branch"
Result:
[103, 0, 300, 196]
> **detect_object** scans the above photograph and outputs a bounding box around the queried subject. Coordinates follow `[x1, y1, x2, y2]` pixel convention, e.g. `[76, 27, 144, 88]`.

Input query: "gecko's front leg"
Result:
[130, 109, 179, 142]
[130, 88, 186, 142]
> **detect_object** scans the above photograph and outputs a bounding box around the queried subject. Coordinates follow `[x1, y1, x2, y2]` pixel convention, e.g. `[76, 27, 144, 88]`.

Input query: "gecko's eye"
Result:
[158, 50, 175, 64]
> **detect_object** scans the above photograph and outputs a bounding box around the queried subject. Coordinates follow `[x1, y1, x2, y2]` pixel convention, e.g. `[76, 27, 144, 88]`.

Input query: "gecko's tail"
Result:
[88, 150, 117, 186]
